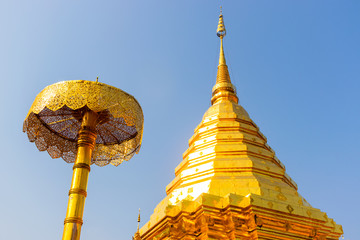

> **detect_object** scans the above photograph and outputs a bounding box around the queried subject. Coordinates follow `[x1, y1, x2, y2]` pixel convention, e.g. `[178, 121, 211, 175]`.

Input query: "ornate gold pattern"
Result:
[284, 221, 292, 232]
[287, 204, 294, 213]
[23, 80, 144, 166]
[277, 193, 288, 201]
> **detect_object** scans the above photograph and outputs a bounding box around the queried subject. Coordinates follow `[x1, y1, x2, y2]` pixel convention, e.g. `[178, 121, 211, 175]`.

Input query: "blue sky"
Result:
[0, 0, 359, 239]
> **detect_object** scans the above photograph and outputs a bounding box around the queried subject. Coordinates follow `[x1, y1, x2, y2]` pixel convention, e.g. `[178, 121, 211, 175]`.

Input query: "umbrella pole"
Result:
[62, 111, 98, 240]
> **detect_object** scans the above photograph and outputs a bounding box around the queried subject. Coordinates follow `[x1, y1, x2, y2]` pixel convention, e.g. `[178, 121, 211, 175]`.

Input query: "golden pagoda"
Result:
[137, 11, 343, 240]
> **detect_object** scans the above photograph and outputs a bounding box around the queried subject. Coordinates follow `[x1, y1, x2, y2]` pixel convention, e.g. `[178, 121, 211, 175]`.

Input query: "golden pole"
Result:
[62, 111, 99, 240]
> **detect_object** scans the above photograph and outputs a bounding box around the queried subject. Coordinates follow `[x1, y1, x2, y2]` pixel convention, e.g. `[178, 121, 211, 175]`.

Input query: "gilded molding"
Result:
[68, 188, 87, 197]
[64, 217, 83, 225]
[72, 163, 91, 172]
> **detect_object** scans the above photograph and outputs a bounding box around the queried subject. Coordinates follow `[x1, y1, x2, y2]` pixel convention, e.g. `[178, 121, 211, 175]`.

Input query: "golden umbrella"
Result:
[23, 80, 144, 240]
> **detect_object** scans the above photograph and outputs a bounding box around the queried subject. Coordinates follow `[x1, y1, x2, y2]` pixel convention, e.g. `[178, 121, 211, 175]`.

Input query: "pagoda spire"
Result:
[137, 208, 141, 232]
[211, 8, 239, 105]
[132, 208, 141, 240]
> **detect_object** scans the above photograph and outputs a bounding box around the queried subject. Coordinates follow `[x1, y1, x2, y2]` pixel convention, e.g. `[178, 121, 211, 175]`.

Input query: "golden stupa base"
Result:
[140, 193, 342, 240]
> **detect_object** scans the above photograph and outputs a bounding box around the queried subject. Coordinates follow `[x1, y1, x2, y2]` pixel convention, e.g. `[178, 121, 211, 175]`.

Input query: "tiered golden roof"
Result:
[138, 11, 342, 240]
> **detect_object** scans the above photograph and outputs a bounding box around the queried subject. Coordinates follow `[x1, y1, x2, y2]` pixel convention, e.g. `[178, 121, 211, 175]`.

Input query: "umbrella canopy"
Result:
[23, 80, 144, 166]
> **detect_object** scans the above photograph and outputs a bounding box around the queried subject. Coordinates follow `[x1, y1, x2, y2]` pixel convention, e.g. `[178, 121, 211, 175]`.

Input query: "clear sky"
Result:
[0, 0, 359, 239]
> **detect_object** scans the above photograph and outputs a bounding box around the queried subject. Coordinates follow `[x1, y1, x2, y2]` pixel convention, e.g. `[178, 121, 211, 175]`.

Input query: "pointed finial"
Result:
[132, 208, 142, 240]
[211, 8, 239, 105]
[137, 208, 140, 232]
[138, 208, 141, 222]
[217, 7, 226, 38]
[217, 7, 226, 66]
[96, 76, 99, 82]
